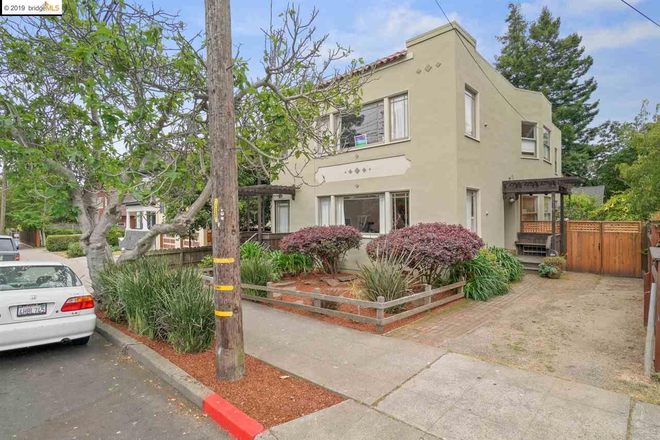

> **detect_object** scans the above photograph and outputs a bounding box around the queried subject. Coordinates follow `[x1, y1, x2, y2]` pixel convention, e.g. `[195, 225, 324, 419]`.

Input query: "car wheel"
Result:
[71, 336, 90, 346]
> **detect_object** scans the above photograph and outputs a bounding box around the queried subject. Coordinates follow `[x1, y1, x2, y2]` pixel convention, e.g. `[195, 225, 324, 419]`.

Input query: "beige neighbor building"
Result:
[273, 22, 562, 270]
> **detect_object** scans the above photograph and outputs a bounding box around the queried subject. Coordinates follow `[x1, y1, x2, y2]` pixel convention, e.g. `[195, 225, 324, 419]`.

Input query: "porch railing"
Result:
[521, 221, 561, 234]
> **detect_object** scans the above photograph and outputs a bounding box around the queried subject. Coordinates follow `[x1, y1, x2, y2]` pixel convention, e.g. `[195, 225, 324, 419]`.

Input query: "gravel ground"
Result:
[445, 272, 660, 404]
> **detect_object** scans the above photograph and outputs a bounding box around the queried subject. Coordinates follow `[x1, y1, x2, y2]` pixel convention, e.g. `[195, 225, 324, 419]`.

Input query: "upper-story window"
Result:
[390, 94, 409, 141]
[543, 127, 551, 161]
[464, 87, 477, 138]
[340, 101, 384, 149]
[521, 122, 537, 157]
[554, 148, 559, 175]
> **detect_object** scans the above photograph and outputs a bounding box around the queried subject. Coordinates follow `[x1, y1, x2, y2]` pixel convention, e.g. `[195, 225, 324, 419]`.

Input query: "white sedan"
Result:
[0, 261, 96, 352]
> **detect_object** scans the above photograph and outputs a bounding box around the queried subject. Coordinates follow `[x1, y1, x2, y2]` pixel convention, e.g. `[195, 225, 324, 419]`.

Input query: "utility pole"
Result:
[205, 0, 245, 381]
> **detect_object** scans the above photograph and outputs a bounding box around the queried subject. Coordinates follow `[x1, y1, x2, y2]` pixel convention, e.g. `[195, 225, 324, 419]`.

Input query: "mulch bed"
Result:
[99, 314, 344, 428]
[261, 272, 465, 334]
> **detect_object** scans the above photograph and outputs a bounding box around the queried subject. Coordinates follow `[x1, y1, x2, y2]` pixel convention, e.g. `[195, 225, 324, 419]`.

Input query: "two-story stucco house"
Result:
[273, 22, 563, 269]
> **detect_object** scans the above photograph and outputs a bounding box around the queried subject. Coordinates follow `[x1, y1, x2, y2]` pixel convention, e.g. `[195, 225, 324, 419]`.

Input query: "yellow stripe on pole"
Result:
[213, 198, 219, 223]
[213, 258, 235, 264]
[213, 285, 234, 291]
[214, 310, 233, 317]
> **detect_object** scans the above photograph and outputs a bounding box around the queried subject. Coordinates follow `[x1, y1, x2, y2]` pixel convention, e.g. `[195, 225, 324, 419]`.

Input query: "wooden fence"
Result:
[201, 275, 465, 334]
[644, 245, 660, 374]
[565, 221, 643, 278]
[145, 246, 212, 266]
[521, 221, 561, 234]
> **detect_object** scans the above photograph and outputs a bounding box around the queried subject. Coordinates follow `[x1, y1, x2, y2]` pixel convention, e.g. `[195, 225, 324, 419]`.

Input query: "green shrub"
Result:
[199, 254, 213, 269]
[66, 242, 85, 258]
[447, 249, 509, 301]
[488, 246, 525, 282]
[280, 226, 362, 274]
[46, 234, 82, 252]
[45, 229, 81, 236]
[98, 262, 128, 322]
[240, 241, 268, 260]
[269, 250, 313, 276]
[356, 249, 418, 312]
[106, 225, 124, 247]
[320, 299, 339, 310]
[241, 256, 276, 297]
[538, 263, 558, 278]
[156, 267, 214, 353]
[543, 256, 566, 271]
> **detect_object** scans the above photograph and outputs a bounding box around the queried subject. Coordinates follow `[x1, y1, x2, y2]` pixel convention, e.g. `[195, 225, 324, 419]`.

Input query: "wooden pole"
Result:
[205, 0, 245, 381]
[551, 193, 557, 253]
[560, 193, 565, 254]
[257, 179, 263, 244]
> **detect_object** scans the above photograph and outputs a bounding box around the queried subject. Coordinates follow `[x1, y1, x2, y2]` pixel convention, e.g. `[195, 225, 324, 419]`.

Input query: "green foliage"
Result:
[66, 242, 85, 258]
[496, 4, 598, 174]
[565, 193, 600, 220]
[592, 192, 642, 221]
[45, 229, 81, 236]
[538, 263, 558, 278]
[591, 120, 637, 197]
[447, 249, 510, 301]
[46, 234, 82, 252]
[543, 256, 566, 271]
[487, 246, 525, 282]
[97, 259, 214, 353]
[320, 300, 339, 310]
[268, 250, 313, 277]
[356, 249, 418, 311]
[240, 241, 268, 260]
[106, 225, 123, 247]
[240, 256, 277, 297]
[198, 254, 213, 269]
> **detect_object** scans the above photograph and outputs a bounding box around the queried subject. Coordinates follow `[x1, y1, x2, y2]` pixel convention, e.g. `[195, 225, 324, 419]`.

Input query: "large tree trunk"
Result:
[206, 0, 245, 381]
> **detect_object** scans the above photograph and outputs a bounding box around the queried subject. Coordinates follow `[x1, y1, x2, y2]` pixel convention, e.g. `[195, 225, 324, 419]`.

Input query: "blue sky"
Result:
[153, 0, 660, 127]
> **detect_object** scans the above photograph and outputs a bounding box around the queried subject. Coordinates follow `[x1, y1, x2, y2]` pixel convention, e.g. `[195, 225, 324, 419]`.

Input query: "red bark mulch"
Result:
[99, 314, 344, 428]
[263, 272, 464, 334]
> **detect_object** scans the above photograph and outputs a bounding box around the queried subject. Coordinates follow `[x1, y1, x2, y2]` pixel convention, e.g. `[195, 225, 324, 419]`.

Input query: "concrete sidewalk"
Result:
[244, 303, 659, 440]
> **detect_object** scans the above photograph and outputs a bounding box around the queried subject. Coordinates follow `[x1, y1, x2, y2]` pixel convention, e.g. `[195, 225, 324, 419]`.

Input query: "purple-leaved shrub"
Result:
[280, 226, 362, 274]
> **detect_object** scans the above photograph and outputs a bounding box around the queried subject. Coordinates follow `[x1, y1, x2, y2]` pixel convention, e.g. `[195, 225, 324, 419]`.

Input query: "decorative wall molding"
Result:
[315, 155, 411, 184]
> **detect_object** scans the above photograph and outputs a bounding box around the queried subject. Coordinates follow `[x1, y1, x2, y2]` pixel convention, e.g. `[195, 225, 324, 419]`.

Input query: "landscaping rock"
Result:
[322, 278, 342, 287]
[272, 281, 296, 288]
[337, 275, 357, 282]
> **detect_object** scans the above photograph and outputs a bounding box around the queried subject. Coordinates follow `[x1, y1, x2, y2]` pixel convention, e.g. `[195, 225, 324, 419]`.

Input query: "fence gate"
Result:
[566, 221, 642, 278]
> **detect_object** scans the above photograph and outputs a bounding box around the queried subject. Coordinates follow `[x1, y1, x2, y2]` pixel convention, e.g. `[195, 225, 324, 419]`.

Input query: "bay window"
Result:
[319, 191, 410, 235]
[521, 122, 537, 157]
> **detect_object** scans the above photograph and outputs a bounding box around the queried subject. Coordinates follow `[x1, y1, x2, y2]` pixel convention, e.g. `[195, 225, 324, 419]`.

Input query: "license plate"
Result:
[17, 303, 47, 317]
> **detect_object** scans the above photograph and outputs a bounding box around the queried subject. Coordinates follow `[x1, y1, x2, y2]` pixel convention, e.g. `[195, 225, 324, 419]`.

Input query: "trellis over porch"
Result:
[237, 184, 296, 248]
[503, 177, 582, 258]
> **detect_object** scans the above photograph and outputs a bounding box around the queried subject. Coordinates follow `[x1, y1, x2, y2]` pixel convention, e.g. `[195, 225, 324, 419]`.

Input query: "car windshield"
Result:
[0, 266, 82, 291]
[0, 238, 15, 251]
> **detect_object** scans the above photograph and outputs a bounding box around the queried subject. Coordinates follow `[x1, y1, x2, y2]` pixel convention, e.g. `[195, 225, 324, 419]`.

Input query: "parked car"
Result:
[0, 262, 96, 351]
[0, 235, 19, 261]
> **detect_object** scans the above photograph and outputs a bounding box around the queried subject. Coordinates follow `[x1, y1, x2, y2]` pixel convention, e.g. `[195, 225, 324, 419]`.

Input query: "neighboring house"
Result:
[571, 185, 605, 205]
[273, 22, 562, 269]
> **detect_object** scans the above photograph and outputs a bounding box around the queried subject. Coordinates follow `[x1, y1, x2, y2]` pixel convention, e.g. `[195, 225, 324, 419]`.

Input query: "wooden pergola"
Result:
[238, 184, 296, 243]
[502, 177, 581, 255]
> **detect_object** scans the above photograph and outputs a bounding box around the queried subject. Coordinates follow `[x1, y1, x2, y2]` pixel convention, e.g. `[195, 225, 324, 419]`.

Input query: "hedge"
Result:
[46, 234, 82, 252]
[45, 229, 81, 236]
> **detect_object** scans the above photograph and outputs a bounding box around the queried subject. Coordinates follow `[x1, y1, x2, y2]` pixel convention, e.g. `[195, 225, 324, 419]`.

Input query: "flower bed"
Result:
[98, 313, 344, 428]
[255, 272, 465, 334]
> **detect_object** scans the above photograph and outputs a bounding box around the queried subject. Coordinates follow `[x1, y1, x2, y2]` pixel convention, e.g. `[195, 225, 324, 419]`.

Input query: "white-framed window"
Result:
[521, 122, 537, 157]
[339, 101, 384, 149]
[314, 115, 331, 153]
[390, 93, 409, 141]
[318, 197, 331, 226]
[554, 148, 559, 175]
[543, 127, 551, 161]
[544, 196, 552, 221]
[465, 87, 477, 138]
[466, 189, 479, 234]
[392, 192, 410, 230]
[274, 200, 290, 233]
[521, 195, 538, 221]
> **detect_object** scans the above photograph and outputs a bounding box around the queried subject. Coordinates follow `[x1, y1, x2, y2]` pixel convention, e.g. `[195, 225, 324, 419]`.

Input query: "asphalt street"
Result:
[0, 333, 229, 440]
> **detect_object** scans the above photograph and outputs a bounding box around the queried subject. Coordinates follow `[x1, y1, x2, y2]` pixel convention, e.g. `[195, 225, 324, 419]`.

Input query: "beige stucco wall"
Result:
[275, 22, 561, 269]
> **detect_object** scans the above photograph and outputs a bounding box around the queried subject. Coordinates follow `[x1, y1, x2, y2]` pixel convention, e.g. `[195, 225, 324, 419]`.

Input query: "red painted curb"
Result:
[203, 393, 266, 440]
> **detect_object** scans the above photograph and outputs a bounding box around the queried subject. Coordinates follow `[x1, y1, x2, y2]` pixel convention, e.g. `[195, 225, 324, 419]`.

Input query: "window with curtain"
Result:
[554, 148, 558, 175]
[392, 192, 409, 230]
[339, 101, 384, 149]
[521, 122, 537, 156]
[543, 127, 551, 160]
[465, 88, 476, 137]
[318, 197, 331, 226]
[274, 200, 290, 233]
[390, 94, 409, 141]
[466, 190, 479, 234]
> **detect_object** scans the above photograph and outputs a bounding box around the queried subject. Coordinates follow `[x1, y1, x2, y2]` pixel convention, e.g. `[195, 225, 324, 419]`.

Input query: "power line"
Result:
[432, 0, 529, 121]
[620, 0, 660, 28]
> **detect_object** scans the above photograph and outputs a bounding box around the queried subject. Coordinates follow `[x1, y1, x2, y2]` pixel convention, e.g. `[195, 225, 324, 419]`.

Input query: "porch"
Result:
[503, 177, 581, 268]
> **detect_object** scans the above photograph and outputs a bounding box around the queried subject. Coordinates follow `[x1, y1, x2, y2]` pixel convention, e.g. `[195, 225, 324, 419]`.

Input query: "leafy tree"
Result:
[0, 0, 368, 299]
[564, 193, 600, 220]
[590, 120, 636, 197]
[496, 4, 599, 174]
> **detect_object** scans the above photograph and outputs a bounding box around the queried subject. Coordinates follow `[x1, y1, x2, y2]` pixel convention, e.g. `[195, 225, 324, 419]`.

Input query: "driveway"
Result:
[0, 334, 228, 440]
[390, 272, 660, 404]
[19, 247, 94, 290]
